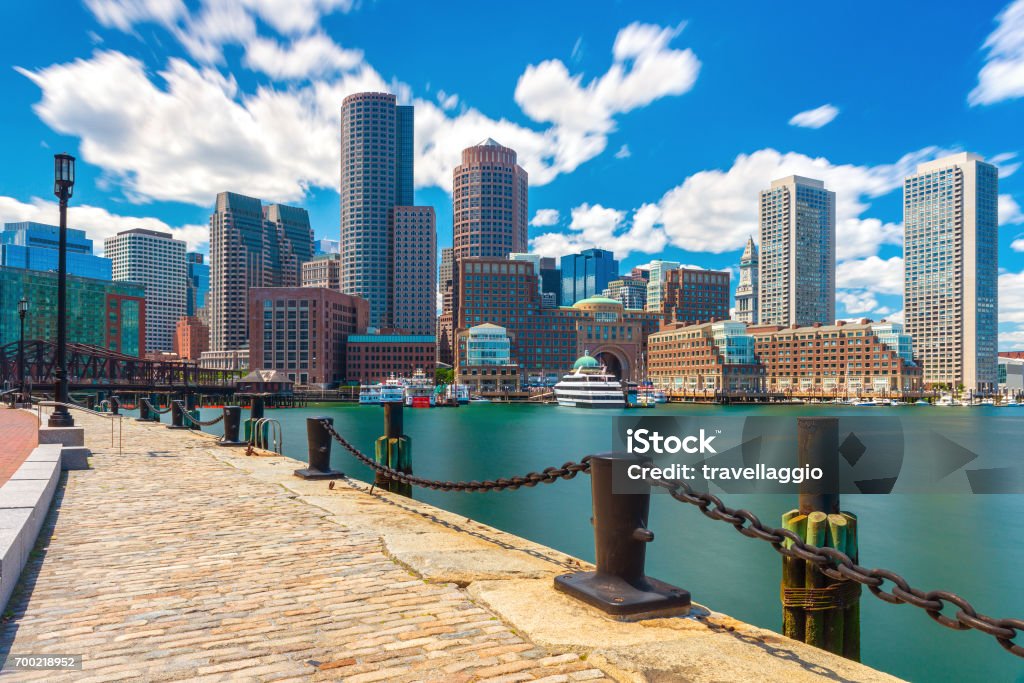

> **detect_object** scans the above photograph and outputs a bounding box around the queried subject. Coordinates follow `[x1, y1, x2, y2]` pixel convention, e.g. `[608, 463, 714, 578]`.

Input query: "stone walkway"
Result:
[0, 413, 611, 682]
[0, 410, 38, 486]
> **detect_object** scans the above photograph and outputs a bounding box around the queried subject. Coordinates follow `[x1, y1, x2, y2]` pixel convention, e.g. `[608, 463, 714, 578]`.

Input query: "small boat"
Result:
[914, 399, 931, 406]
[469, 395, 491, 403]
[890, 400, 907, 407]
[358, 384, 382, 405]
[446, 384, 470, 404]
[872, 398, 892, 406]
[851, 400, 875, 407]
[1002, 400, 1021, 407]
[935, 395, 957, 406]
[554, 352, 626, 409]
[635, 394, 658, 408]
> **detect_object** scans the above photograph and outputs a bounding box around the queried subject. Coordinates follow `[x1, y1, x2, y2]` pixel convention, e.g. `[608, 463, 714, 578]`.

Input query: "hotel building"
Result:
[903, 153, 999, 393]
[104, 228, 187, 352]
[301, 253, 341, 290]
[644, 259, 680, 314]
[455, 323, 521, 393]
[648, 320, 764, 393]
[758, 176, 835, 326]
[208, 192, 314, 352]
[662, 268, 730, 326]
[247, 287, 369, 386]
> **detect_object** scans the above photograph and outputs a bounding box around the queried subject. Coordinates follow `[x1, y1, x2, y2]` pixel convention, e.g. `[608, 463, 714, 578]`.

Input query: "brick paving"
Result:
[0, 409, 38, 486]
[0, 413, 613, 682]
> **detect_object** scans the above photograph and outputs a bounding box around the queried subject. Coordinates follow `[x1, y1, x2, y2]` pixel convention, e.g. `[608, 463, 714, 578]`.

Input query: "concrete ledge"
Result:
[37, 421, 91, 469]
[0, 444, 61, 611]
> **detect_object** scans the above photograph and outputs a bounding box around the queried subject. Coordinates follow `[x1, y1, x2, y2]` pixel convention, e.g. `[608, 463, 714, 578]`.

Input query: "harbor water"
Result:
[181, 402, 1024, 682]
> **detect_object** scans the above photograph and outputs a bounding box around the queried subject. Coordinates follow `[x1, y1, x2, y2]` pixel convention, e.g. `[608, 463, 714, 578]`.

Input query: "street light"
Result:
[17, 297, 29, 402]
[48, 153, 75, 427]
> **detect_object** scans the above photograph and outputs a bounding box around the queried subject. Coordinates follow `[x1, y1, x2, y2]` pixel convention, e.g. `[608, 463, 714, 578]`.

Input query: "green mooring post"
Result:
[780, 417, 861, 661]
[374, 402, 412, 497]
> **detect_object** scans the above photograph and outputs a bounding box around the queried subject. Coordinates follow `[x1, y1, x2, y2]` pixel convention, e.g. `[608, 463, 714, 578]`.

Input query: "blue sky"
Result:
[1, 1, 1023, 345]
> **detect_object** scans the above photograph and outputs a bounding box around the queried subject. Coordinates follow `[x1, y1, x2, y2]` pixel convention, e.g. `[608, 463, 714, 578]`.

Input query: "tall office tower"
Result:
[561, 248, 619, 305]
[439, 247, 454, 314]
[602, 276, 648, 310]
[758, 175, 836, 326]
[452, 139, 529, 261]
[644, 260, 680, 313]
[104, 229, 186, 352]
[735, 236, 759, 324]
[390, 206, 436, 334]
[904, 153, 998, 393]
[209, 192, 314, 351]
[339, 92, 415, 328]
[185, 252, 209, 317]
[2, 221, 111, 279]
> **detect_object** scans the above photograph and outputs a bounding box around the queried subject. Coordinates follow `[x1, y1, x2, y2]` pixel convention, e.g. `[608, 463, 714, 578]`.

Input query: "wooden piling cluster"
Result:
[782, 417, 860, 661]
[374, 402, 412, 497]
[781, 509, 860, 660]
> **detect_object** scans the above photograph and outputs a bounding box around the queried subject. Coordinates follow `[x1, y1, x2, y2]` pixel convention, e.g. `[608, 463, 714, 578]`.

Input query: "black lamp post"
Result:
[48, 153, 75, 427]
[17, 297, 29, 402]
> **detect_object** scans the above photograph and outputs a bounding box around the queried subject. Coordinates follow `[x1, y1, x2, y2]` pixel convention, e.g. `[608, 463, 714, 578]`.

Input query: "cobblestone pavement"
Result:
[0, 413, 612, 682]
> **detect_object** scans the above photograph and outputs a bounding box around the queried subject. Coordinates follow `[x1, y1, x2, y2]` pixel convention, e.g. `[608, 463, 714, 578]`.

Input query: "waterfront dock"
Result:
[0, 410, 900, 682]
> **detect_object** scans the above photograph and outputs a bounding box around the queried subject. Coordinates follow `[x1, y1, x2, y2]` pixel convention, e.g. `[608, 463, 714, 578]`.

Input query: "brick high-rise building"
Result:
[904, 153, 999, 392]
[390, 206, 436, 335]
[208, 192, 313, 351]
[340, 92, 428, 330]
[662, 268, 731, 326]
[248, 287, 368, 386]
[452, 139, 528, 263]
[104, 228, 186, 352]
[758, 176, 835, 326]
[174, 315, 209, 360]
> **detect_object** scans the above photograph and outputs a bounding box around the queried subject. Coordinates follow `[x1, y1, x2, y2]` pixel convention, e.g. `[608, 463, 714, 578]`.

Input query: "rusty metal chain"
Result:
[141, 397, 173, 415]
[321, 419, 590, 492]
[644, 473, 1024, 658]
[179, 407, 225, 427]
[320, 418, 1022, 658]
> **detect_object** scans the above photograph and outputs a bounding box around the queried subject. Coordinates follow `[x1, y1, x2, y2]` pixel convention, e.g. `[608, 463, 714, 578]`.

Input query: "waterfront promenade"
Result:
[0, 411, 899, 681]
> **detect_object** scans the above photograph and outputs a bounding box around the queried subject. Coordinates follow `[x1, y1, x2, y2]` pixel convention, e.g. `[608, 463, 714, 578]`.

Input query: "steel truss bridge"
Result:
[0, 340, 242, 394]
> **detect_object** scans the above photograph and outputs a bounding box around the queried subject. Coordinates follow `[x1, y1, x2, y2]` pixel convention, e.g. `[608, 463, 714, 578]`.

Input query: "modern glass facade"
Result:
[560, 249, 619, 306]
[644, 260, 680, 313]
[904, 153, 998, 392]
[186, 252, 209, 316]
[1, 222, 112, 280]
[0, 266, 145, 354]
[465, 324, 512, 366]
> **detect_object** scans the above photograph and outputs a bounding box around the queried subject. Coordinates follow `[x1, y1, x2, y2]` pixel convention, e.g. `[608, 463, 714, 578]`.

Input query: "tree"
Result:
[435, 368, 454, 385]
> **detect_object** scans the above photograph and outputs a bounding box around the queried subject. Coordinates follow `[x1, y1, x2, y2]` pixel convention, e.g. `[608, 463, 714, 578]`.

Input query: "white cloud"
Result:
[530, 202, 666, 259]
[244, 33, 363, 79]
[1000, 269, 1024, 323]
[1000, 193, 1024, 225]
[529, 209, 560, 227]
[20, 21, 701, 203]
[614, 144, 631, 159]
[84, 0, 186, 32]
[0, 195, 208, 251]
[991, 151, 1022, 178]
[436, 90, 459, 111]
[835, 256, 904, 295]
[969, 0, 1024, 105]
[788, 104, 839, 129]
[836, 290, 879, 315]
[1012, 237, 1024, 252]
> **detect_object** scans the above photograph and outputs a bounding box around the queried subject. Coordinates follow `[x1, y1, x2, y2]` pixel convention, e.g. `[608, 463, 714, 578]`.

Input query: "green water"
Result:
[186, 402, 1024, 683]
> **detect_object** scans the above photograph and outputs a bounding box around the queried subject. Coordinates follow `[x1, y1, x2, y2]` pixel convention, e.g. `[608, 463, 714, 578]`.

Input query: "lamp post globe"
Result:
[48, 153, 76, 428]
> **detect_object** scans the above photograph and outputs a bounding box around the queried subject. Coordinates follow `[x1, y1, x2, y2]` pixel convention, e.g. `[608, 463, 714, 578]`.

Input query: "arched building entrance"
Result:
[592, 346, 629, 381]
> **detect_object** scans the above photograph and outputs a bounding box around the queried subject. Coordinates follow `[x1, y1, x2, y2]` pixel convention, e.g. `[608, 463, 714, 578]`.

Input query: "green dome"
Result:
[572, 296, 622, 308]
[573, 352, 600, 370]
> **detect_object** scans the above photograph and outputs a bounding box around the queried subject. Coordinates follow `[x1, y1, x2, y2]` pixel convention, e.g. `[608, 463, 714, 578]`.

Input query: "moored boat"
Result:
[553, 352, 626, 409]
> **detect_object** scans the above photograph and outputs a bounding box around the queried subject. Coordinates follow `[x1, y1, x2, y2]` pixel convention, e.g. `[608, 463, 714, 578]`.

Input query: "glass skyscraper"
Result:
[186, 252, 209, 316]
[758, 176, 836, 326]
[560, 248, 619, 305]
[1, 222, 112, 280]
[904, 153, 998, 393]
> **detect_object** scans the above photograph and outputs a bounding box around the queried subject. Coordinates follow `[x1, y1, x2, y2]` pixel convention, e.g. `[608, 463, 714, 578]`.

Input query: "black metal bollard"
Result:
[251, 394, 265, 421]
[295, 416, 343, 479]
[797, 417, 839, 515]
[136, 395, 152, 421]
[169, 399, 187, 429]
[109, 395, 119, 415]
[220, 406, 246, 446]
[554, 452, 691, 619]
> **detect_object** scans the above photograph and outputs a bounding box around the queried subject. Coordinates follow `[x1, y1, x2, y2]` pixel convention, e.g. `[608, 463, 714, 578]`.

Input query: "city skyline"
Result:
[0, 2, 1022, 346]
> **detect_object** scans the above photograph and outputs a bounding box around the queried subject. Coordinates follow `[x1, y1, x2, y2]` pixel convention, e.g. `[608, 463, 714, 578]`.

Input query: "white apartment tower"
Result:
[735, 236, 759, 324]
[104, 229, 186, 353]
[758, 176, 836, 326]
[904, 153, 998, 393]
[645, 259, 680, 313]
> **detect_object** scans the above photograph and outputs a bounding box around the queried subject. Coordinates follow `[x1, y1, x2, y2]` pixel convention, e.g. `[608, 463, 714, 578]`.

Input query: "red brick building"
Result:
[174, 315, 209, 360]
[648, 320, 763, 394]
[662, 268, 730, 327]
[345, 335, 436, 384]
[247, 287, 368, 386]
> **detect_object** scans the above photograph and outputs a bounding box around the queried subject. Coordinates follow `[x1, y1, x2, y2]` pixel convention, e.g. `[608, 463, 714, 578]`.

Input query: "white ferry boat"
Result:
[404, 368, 435, 408]
[553, 352, 626, 409]
[445, 384, 470, 404]
[359, 375, 406, 405]
[358, 384, 381, 405]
